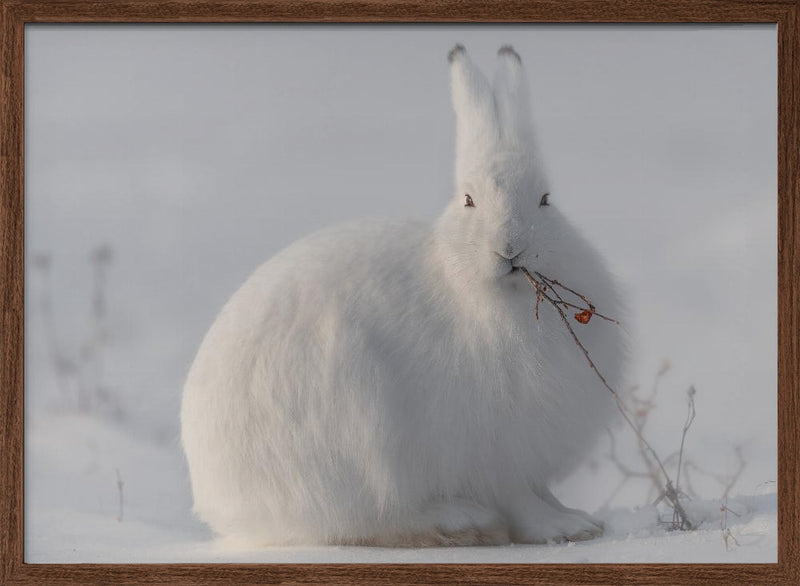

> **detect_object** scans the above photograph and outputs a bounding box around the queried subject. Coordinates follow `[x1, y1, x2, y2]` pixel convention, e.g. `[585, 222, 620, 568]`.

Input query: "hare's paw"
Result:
[512, 509, 604, 544]
[351, 499, 510, 547]
[568, 508, 605, 533]
[424, 498, 510, 545]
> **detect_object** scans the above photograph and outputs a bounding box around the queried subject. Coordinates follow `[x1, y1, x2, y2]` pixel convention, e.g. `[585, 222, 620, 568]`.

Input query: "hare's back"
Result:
[185, 218, 432, 395]
[246, 217, 431, 315]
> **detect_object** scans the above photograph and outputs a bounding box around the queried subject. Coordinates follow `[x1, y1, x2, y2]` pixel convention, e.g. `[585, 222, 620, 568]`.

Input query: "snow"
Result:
[25, 412, 776, 563]
[24, 25, 777, 563]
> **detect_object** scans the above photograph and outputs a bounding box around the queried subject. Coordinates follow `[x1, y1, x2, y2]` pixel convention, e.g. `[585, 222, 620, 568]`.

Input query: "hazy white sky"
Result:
[25, 24, 777, 502]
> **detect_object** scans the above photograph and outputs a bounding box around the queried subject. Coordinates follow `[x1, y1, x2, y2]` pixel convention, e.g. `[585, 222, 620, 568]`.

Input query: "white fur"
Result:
[181, 45, 627, 547]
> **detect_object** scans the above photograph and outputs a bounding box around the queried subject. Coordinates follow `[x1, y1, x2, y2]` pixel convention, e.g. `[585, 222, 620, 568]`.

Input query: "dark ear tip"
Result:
[498, 45, 522, 63]
[448, 43, 466, 64]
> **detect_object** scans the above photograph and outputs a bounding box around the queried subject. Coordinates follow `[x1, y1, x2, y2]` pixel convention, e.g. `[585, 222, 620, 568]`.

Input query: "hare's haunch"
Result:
[181, 45, 627, 547]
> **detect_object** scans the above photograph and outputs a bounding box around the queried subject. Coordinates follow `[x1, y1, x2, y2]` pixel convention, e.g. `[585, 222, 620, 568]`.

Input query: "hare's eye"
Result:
[464, 194, 475, 208]
[539, 193, 550, 207]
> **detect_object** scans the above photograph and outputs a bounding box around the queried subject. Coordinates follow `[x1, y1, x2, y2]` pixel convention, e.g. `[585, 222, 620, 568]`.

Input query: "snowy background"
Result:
[24, 25, 777, 563]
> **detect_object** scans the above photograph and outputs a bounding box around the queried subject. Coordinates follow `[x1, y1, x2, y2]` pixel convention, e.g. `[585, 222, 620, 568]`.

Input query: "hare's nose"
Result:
[496, 244, 524, 261]
[496, 218, 526, 258]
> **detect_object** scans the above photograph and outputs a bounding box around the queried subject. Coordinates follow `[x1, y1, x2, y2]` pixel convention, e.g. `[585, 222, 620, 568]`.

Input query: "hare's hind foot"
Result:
[338, 498, 510, 547]
[509, 502, 604, 544]
[500, 485, 604, 544]
[513, 509, 604, 544]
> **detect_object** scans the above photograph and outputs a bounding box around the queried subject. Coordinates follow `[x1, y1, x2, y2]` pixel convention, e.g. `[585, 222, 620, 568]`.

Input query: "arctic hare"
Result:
[181, 45, 626, 547]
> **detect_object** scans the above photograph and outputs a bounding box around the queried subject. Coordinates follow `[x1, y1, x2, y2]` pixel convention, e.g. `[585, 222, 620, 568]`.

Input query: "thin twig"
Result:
[721, 499, 742, 551]
[717, 447, 747, 550]
[520, 266, 694, 530]
[723, 446, 746, 500]
[673, 386, 696, 529]
[116, 468, 124, 523]
[538, 274, 595, 311]
[536, 273, 619, 324]
[622, 365, 673, 505]
[603, 428, 652, 509]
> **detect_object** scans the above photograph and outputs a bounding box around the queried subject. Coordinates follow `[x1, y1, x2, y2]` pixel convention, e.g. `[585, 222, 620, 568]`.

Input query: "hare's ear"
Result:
[493, 45, 535, 150]
[449, 45, 500, 171]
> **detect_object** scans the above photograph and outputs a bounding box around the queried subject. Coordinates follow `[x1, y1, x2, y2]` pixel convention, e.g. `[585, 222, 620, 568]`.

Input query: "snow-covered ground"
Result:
[26, 412, 776, 563]
[24, 25, 777, 563]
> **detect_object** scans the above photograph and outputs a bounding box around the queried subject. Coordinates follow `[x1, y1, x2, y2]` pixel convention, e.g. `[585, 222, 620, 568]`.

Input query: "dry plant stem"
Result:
[602, 428, 652, 509]
[716, 447, 746, 551]
[683, 444, 747, 500]
[606, 428, 651, 481]
[722, 446, 746, 501]
[673, 387, 696, 529]
[611, 365, 672, 506]
[636, 362, 671, 503]
[33, 255, 72, 401]
[674, 387, 696, 495]
[116, 468, 124, 523]
[721, 498, 742, 551]
[519, 266, 694, 531]
[535, 273, 619, 324]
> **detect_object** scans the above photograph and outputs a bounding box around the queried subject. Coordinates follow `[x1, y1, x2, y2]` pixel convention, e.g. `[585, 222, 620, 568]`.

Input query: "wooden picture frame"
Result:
[1, 1, 797, 583]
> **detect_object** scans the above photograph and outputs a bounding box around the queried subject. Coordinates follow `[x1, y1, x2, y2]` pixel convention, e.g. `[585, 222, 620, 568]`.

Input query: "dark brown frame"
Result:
[2, 1, 797, 583]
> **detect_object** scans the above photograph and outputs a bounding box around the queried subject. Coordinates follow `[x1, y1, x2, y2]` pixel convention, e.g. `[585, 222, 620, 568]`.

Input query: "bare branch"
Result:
[723, 446, 747, 501]
[533, 272, 619, 324]
[673, 386, 696, 529]
[116, 468, 125, 523]
[602, 428, 653, 509]
[721, 499, 742, 551]
[520, 266, 694, 530]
